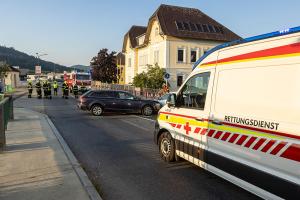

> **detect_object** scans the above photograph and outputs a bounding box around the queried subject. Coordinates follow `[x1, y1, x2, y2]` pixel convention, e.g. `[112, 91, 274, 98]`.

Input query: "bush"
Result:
[133, 64, 165, 89]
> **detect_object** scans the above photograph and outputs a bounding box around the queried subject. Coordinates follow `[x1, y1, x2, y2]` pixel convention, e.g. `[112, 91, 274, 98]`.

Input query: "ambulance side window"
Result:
[176, 72, 210, 110]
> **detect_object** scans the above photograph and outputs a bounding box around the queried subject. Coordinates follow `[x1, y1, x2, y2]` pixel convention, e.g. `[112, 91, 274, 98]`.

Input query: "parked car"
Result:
[156, 93, 174, 107]
[78, 90, 161, 116]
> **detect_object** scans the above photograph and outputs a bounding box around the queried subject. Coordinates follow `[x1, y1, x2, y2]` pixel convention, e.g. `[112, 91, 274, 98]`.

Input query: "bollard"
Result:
[0, 103, 5, 150]
[4, 94, 13, 120]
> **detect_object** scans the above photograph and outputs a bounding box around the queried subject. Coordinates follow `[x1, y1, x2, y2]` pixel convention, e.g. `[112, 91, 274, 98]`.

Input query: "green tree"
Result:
[0, 61, 10, 79]
[133, 64, 165, 89]
[90, 48, 117, 83]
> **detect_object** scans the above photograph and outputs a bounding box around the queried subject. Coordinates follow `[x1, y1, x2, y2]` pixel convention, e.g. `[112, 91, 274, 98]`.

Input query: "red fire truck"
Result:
[63, 71, 91, 92]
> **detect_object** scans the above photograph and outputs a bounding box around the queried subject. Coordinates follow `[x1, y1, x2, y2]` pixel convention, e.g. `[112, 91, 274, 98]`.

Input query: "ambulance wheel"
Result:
[91, 105, 103, 116]
[159, 132, 175, 162]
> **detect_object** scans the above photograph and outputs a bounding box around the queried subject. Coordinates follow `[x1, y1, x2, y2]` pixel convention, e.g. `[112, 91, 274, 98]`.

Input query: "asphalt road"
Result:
[15, 92, 260, 200]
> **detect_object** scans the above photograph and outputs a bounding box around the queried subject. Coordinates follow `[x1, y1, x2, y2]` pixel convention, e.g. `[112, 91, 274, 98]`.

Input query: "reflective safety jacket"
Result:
[35, 82, 41, 89]
[62, 83, 69, 90]
[73, 85, 79, 92]
[27, 83, 33, 89]
[53, 83, 58, 89]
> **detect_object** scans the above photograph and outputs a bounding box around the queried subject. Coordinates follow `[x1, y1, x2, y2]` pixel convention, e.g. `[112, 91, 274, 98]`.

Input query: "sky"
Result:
[0, 0, 299, 66]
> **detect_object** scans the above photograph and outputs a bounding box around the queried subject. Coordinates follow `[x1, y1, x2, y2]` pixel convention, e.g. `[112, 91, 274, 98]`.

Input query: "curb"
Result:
[44, 114, 103, 200]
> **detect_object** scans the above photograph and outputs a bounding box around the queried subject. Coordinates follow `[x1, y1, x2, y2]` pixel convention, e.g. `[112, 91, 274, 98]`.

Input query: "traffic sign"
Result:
[35, 66, 41, 75]
[164, 73, 170, 80]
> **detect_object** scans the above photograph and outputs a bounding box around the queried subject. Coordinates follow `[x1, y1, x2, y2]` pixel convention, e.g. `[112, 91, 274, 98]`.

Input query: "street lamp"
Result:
[36, 52, 48, 66]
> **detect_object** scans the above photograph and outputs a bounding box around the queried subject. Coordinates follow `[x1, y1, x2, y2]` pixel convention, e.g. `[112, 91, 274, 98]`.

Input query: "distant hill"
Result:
[0, 45, 70, 73]
[69, 65, 90, 72]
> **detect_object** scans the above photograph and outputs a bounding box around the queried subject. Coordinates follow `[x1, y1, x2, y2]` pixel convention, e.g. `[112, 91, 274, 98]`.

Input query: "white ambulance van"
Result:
[154, 27, 300, 199]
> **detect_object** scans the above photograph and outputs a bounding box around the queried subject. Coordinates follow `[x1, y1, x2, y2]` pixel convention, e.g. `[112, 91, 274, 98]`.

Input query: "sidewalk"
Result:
[0, 107, 101, 200]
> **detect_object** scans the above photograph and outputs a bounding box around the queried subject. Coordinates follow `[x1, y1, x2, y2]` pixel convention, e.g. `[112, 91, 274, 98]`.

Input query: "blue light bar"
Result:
[192, 26, 300, 69]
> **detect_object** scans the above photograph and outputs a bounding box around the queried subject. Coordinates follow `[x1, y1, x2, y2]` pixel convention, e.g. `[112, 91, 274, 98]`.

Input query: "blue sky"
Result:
[0, 0, 299, 66]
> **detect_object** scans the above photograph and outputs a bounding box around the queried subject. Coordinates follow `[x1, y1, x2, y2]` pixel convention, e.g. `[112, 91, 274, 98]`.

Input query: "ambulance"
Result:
[154, 26, 300, 199]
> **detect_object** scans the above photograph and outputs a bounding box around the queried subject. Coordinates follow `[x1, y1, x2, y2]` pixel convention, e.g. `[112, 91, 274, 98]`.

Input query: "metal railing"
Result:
[92, 81, 162, 99]
[0, 95, 13, 150]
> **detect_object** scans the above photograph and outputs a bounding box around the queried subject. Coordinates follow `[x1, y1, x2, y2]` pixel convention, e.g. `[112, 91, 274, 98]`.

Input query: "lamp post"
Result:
[35, 53, 48, 80]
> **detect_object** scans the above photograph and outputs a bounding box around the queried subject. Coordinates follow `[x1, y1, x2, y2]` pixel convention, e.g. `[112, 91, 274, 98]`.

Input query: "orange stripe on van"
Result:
[199, 42, 300, 67]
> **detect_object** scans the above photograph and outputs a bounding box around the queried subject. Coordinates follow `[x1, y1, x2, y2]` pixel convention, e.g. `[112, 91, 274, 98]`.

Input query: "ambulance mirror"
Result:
[167, 93, 176, 107]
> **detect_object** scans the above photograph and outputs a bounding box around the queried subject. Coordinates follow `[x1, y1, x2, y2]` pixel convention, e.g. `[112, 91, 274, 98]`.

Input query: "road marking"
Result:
[119, 119, 150, 132]
[134, 115, 156, 122]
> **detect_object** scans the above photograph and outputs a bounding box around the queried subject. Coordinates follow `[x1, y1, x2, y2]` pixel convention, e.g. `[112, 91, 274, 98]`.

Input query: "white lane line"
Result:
[134, 115, 156, 122]
[119, 119, 150, 131]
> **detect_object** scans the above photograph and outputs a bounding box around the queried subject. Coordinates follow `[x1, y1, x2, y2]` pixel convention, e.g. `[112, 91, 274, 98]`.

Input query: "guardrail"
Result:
[0, 95, 13, 150]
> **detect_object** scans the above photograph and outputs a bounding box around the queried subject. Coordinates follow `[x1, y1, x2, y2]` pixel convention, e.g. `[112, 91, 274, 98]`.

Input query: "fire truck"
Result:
[63, 71, 91, 92]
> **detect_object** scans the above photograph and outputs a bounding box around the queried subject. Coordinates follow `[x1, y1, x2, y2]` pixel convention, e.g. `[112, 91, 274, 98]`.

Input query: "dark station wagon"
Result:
[78, 90, 161, 116]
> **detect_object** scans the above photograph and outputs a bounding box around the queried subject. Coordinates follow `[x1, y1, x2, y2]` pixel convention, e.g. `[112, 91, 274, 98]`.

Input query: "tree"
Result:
[133, 64, 165, 89]
[0, 61, 10, 79]
[90, 48, 117, 83]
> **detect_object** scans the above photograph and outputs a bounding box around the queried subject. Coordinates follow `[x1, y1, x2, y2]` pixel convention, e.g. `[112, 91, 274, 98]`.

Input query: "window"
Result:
[177, 72, 210, 110]
[189, 23, 197, 31]
[154, 50, 159, 64]
[128, 58, 132, 67]
[91, 91, 116, 98]
[175, 21, 184, 30]
[139, 55, 148, 66]
[202, 24, 209, 32]
[118, 92, 134, 100]
[183, 22, 190, 30]
[177, 48, 184, 62]
[190, 49, 197, 63]
[208, 25, 215, 32]
[196, 24, 203, 32]
[177, 75, 183, 87]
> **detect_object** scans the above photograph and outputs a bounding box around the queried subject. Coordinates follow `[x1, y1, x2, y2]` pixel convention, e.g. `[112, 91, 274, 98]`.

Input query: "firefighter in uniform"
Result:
[53, 81, 58, 96]
[80, 82, 87, 94]
[27, 80, 33, 98]
[62, 81, 69, 99]
[73, 84, 79, 98]
[47, 81, 52, 99]
[35, 80, 42, 99]
[43, 81, 49, 98]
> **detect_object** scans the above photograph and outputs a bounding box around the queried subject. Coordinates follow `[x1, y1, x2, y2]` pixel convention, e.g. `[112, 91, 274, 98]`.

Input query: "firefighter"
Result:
[43, 81, 49, 98]
[73, 84, 79, 98]
[80, 82, 87, 94]
[47, 81, 52, 99]
[53, 81, 58, 96]
[62, 81, 69, 99]
[27, 80, 33, 98]
[35, 80, 42, 99]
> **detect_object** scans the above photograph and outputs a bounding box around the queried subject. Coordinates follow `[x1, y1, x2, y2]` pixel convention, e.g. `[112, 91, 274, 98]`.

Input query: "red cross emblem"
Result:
[184, 122, 191, 135]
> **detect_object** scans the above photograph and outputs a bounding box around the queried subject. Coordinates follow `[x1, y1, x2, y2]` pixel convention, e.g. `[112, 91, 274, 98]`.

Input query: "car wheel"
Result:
[91, 105, 103, 116]
[158, 132, 175, 162]
[142, 105, 153, 116]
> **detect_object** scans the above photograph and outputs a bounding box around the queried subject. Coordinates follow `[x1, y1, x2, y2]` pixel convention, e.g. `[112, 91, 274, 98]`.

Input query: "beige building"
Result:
[122, 4, 240, 90]
[4, 66, 20, 89]
[116, 52, 126, 85]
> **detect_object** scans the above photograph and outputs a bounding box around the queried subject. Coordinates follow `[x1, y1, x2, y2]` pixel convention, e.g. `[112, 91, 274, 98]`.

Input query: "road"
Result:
[15, 92, 259, 200]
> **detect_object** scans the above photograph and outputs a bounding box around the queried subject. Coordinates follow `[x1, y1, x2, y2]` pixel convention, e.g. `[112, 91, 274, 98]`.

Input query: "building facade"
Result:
[116, 52, 126, 85]
[5, 66, 20, 89]
[122, 4, 240, 90]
